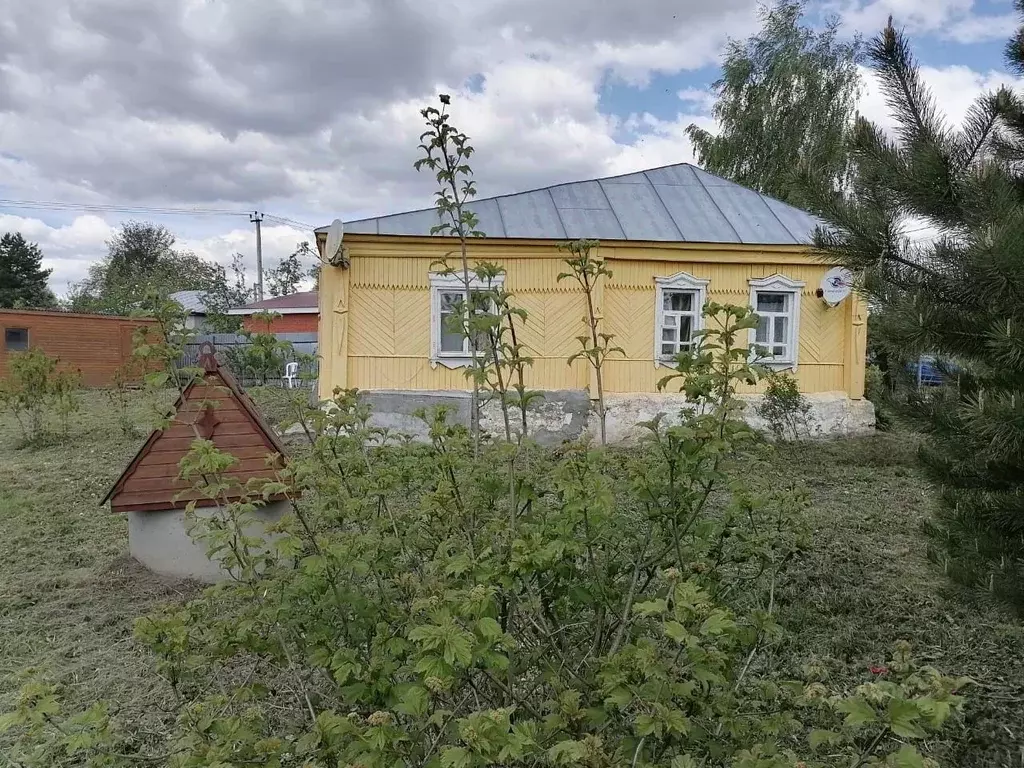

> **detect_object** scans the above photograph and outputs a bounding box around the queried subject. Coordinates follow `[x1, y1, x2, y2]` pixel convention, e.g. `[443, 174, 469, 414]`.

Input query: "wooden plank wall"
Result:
[0, 309, 157, 387]
[109, 380, 281, 513]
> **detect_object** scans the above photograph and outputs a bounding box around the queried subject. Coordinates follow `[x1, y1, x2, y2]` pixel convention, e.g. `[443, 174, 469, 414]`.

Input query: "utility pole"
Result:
[250, 211, 264, 301]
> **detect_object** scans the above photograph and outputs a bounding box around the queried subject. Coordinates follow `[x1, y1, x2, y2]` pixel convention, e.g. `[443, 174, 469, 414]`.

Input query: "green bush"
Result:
[756, 371, 811, 441]
[0, 348, 82, 445]
[0, 304, 967, 767]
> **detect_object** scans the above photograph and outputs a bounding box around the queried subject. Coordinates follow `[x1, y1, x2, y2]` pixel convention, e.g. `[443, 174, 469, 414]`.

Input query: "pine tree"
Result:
[803, 14, 1024, 591]
[0, 233, 55, 308]
[687, 0, 861, 205]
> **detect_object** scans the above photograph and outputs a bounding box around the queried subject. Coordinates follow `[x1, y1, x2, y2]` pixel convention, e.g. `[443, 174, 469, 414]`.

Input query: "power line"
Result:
[263, 213, 317, 230]
[0, 197, 251, 218]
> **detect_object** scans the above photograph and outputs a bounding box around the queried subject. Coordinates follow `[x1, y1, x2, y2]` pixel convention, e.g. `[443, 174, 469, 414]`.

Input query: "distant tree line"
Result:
[0, 220, 319, 328]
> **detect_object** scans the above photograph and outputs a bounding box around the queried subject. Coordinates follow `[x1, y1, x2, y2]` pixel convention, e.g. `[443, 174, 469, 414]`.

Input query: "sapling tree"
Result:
[558, 238, 624, 444]
[415, 94, 486, 448]
[0, 348, 81, 445]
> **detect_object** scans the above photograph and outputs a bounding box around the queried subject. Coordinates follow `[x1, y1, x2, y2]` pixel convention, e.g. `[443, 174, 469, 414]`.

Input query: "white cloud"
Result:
[835, 0, 1013, 42]
[857, 63, 1024, 135]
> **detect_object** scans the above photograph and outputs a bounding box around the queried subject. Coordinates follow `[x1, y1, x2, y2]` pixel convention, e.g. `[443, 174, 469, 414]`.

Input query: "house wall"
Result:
[319, 235, 867, 401]
[242, 313, 318, 334]
[0, 309, 157, 387]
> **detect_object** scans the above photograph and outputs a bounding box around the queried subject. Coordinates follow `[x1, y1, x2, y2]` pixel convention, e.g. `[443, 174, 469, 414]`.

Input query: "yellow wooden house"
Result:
[315, 163, 871, 442]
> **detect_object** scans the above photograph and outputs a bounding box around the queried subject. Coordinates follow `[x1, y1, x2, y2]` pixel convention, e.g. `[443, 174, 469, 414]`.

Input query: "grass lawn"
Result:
[1, 391, 1022, 765]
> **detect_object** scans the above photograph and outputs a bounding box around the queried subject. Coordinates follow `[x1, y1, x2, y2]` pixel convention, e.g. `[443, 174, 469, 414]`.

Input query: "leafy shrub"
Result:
[756, 371, 811, 441]
[225, 311, 295, 386]
[0, 304, 966, 767]
[0, 348, 82, 445]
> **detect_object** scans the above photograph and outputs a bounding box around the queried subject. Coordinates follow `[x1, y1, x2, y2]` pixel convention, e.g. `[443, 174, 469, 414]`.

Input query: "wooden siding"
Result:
[319, 236, 867, 398]
[0, 309, 157, 388]
[106, 370, 287, 514]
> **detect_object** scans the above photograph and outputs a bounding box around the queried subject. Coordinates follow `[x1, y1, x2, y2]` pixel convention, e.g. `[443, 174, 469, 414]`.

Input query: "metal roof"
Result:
[321, 163, 824, 246]
[229, 291, 319, 314]
[169, 290, 209, 314]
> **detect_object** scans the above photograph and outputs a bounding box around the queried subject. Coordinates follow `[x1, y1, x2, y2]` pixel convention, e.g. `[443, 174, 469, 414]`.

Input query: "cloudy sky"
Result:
[0, 0, 1020, 296]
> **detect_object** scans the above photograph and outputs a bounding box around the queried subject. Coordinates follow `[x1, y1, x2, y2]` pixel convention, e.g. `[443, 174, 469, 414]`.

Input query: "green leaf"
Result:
[604, 687, 632, 709]
[664, 620, 690, 643]
[699, 609, 735, 636]
[887, 698, 926, 739]
[396, 685, 430, 718]
[635, 714, 661, 737]
[809, 729, 842, 749]
[889, 744, 926, 768]
[440, 746, 472, 768]
[836, 697, 877, 727]
[670, 757, 698, 768]
[476, 616, 503, 642]
[547, 739, 586, 765]
[634, 599, 668, 617]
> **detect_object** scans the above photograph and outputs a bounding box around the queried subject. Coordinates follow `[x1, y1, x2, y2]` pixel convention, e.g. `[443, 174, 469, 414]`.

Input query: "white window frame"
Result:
[748, 274, 805, 369]
[654, 272, 710, 367]
[429, 271, 504, 370]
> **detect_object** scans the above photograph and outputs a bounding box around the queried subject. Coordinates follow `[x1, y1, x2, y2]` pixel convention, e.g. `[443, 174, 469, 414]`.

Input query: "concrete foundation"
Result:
[358, 389, 875, 445]
[127, 500, 289, 582]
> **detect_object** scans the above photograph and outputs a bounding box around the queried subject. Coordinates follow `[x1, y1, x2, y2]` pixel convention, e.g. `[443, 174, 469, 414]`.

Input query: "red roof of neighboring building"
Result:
[229, 291, 318, 315]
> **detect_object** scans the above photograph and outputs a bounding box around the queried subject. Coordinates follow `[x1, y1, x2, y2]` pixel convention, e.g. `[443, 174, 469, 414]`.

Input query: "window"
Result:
[4, 328, 28, 351]
[430, 272, 504, 369]
[654, 272, 709, 365]
[748, 274, 804, 367]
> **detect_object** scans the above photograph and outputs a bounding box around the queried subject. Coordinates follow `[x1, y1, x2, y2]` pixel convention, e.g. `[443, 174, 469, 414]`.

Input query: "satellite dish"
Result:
[819, 267, 854, 307]
[323, 219, 345, 266]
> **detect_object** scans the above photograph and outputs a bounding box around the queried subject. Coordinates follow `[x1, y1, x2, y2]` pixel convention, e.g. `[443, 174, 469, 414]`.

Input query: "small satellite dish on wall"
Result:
[323, 219, 346, 267]
[817, 267, 854, 307]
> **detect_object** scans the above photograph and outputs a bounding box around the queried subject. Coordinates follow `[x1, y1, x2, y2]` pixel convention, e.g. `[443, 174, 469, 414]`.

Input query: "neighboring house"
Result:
[169, 290, 211, 330]
[0, 308, 157, 387]
[314, 162, 871, 442]
[228, 291, 319, 333]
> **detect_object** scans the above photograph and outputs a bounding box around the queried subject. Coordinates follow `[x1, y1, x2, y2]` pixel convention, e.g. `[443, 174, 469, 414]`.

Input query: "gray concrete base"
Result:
[358, 389, 874, 445]
[127, 500, 289, 582]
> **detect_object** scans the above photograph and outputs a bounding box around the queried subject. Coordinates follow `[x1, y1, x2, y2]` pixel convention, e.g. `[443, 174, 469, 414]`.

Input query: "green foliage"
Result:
[0, 348, 81, 445]
[267, 241, 315, 298]
[756, 371, 811, 441]
[558, 239, 623, 445]
[687, 0, 861, 205]
[0, 304, 966, 766]
[202, 252, 255, 333]
[67, 221, 229, 315]
[225, 311, 295, 385]
[129, 290, 202, 413]
[803, 14, 1024, 595]
[0, 232, 55, 309]
[416, 94, 486, 445]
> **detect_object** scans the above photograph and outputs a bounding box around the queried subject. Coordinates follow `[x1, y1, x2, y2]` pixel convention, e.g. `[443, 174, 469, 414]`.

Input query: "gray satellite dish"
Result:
[323, 219, 345, 266]
[819, 267, 854, 307]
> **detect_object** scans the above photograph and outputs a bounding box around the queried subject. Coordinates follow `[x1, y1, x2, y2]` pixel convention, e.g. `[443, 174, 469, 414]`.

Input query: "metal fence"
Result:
[178, 333, 319, 389]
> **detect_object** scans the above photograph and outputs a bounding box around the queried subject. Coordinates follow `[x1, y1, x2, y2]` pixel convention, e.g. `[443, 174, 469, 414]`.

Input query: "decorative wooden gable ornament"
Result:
[103, 343, 289, 514]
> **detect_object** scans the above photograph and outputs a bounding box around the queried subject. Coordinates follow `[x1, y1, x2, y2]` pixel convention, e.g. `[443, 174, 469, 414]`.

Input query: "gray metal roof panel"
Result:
[495, 189, 567, 239]
[548, 180, 613, 210]
[376, 208, 443, 236]
[335, 162, 819, 246]
[598, 179, 683, 241]
[761, 197, 821, 244]
[643, 164, 701, 186]
[464, 198, 506, 236]
[556, 206, 627, 239]
[702, 184, 799, 245]
[653, 183, 741, 243]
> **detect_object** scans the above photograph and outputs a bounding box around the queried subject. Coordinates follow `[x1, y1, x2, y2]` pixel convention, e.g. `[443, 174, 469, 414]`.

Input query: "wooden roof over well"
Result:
[103, 343, 289, 514]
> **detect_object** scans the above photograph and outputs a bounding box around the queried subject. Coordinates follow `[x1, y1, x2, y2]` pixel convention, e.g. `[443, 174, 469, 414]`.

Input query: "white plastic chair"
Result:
[283, 361, 300, 389]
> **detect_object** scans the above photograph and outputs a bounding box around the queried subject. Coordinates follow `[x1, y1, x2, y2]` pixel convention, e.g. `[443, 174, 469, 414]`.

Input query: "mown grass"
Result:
[0, 392, 1021, 765]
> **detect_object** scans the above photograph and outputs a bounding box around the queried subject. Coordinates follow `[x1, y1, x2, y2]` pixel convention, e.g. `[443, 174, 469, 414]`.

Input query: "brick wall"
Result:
[242, 313, 318, 334]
